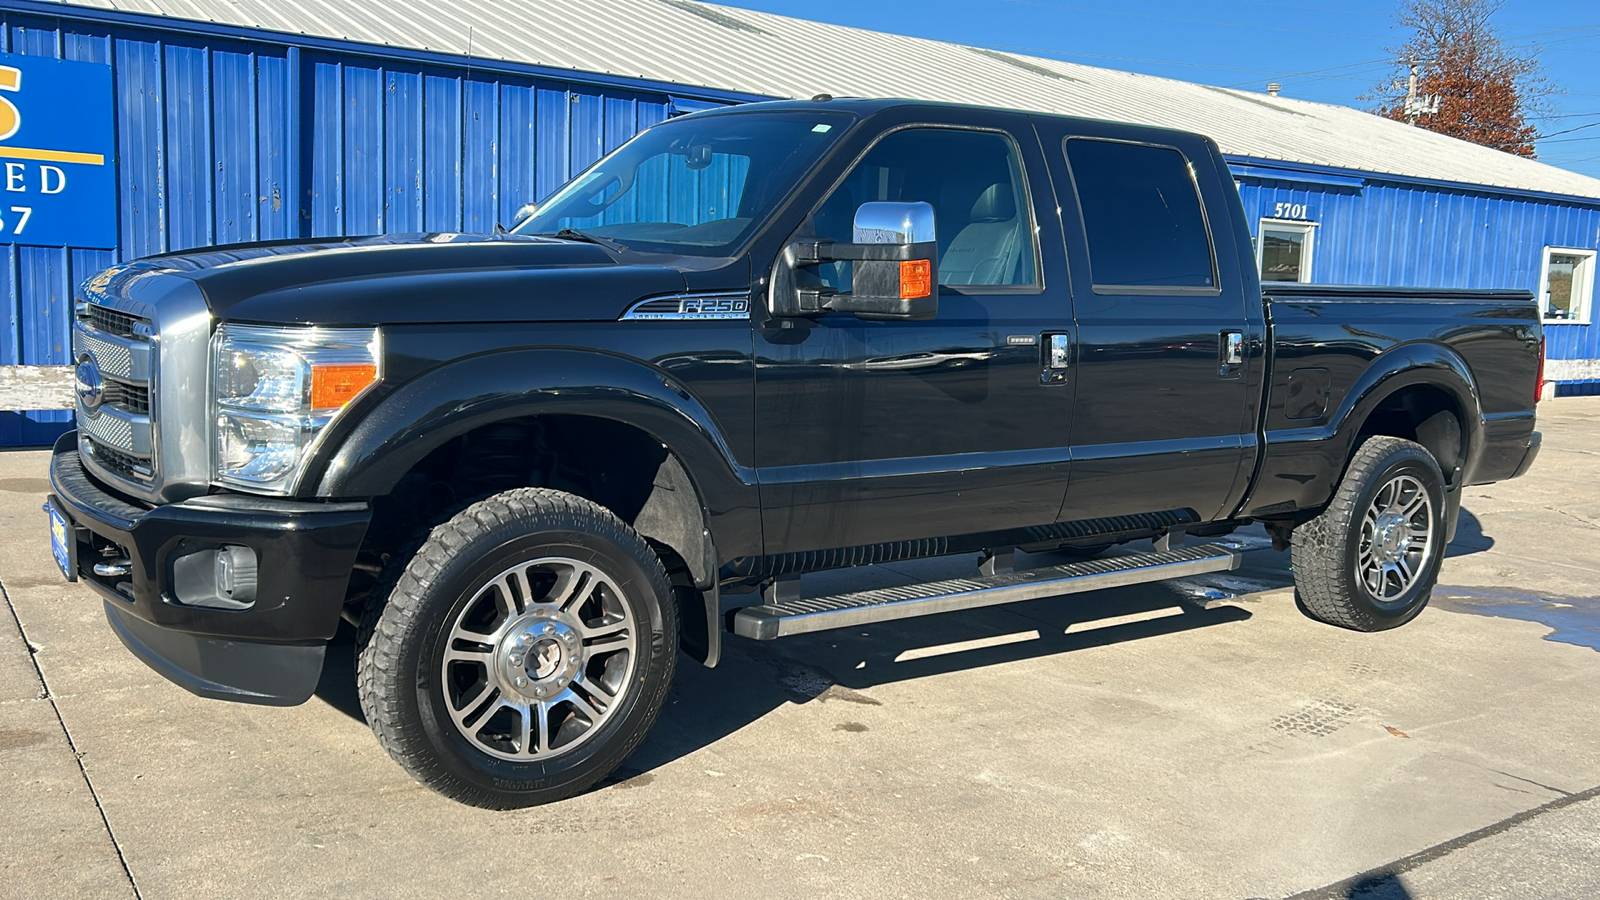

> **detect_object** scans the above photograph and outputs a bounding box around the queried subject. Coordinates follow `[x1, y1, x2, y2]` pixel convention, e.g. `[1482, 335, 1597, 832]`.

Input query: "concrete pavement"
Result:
[3, 399, 1599, 899]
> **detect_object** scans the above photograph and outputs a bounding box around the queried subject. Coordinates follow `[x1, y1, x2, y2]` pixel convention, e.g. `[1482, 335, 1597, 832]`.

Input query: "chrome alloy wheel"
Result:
[1356, 473, 1435, 602]
[440, 557, 638, 762]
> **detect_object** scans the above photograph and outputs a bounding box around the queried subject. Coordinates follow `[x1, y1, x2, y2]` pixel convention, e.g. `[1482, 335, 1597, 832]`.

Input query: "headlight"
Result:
[212, 324, 380, 494]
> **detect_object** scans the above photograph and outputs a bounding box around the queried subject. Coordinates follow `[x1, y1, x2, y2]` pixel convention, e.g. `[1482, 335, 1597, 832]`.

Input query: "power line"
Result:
[967, 40, 1364, 79]
[1222, 57, 1390, 89]
[996, 0, 1383, 39]
[1538, 121, 1600, 140]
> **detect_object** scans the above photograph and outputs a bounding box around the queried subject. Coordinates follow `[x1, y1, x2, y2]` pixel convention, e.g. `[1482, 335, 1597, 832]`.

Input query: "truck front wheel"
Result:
[1291, 436, 1447, 632]
[357, 488, 677, 808]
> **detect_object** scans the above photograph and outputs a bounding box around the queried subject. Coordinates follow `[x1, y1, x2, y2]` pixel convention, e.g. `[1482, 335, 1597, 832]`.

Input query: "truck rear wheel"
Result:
[357, 488, 677, 809]
[1291, 436, 1447, 632]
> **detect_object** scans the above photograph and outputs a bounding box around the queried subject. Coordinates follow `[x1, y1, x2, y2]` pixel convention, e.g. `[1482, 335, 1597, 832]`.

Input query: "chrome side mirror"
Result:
[771, 201, 939, 321]
[853, 201, 936, 245]
[512, 202, 538, 226]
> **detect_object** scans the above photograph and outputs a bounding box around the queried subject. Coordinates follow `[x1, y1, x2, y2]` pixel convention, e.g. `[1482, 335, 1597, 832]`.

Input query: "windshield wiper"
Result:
[540, 228, 628, 253]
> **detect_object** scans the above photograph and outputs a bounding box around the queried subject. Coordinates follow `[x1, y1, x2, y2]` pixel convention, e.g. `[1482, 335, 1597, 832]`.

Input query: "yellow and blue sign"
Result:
[0, 52, 114, 248]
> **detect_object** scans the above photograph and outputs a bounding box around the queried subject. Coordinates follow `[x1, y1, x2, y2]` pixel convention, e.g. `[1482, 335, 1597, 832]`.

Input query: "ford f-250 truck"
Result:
[46, 98, 1543, 808]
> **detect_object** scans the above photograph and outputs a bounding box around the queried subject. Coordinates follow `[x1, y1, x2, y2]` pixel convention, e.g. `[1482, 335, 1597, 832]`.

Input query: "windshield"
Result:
[514, 111, 854, 256]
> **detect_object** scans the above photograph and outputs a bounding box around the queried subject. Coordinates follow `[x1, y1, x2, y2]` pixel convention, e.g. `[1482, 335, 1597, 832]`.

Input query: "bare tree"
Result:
[1367, 0, 1549, 157]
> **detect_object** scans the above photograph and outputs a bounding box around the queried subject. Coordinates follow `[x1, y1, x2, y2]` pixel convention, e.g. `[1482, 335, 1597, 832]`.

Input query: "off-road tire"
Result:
[357, 488, 677, 809]
[1291, 436, 1448, 632]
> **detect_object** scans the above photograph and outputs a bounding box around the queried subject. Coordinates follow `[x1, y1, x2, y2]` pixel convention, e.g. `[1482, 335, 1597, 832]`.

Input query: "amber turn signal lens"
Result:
[900, 259, 932, 299]
[309, 364, 378, 410]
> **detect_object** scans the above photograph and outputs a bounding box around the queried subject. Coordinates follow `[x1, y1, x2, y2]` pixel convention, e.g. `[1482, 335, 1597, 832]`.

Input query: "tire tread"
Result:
[356, 488, 676, 809]
[1292, 436, 1444, 632]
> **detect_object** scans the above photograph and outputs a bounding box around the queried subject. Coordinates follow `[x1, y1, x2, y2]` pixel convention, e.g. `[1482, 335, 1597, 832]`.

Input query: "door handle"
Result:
[1042, 332, 1070, 385]
[1220, 330, 1244, 378]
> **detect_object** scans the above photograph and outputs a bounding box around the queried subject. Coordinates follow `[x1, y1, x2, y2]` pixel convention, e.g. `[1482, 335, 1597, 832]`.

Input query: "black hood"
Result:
[134, 233, 689, 325]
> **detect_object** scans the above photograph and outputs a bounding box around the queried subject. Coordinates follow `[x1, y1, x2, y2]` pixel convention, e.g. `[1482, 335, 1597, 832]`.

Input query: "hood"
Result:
[128, 233, 690, 325]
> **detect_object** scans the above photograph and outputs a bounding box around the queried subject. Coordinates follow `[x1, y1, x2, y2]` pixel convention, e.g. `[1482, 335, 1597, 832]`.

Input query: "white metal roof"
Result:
[54, 0, 1600, 201]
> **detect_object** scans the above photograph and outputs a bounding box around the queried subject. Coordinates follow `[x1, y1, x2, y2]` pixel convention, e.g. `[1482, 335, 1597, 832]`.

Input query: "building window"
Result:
[1258, 219, 1316, 283]
[1540, 247, 1596, 324]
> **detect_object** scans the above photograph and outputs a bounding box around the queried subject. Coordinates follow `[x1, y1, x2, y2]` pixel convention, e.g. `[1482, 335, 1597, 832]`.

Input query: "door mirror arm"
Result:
[767, 200, 940, 321]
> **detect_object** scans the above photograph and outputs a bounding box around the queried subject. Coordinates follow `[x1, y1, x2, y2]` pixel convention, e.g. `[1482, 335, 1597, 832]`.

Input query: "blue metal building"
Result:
[2, 0, 1597, 444]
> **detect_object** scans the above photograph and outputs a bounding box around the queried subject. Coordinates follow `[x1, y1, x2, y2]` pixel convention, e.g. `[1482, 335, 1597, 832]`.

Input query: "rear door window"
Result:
[1064, 139, 1216, 290]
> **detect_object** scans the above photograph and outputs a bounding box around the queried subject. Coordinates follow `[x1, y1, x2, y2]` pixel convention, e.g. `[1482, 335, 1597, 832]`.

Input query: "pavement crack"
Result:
[1283, 782, 1600, 900]
[1, 580, 144, 900]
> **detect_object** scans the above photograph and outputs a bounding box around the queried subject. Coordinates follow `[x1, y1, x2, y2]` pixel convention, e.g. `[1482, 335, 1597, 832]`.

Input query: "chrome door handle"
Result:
[1219, 330, 1245, 379]
[1224, 331, 1244, 366]
[1041, 332, 1070, 385]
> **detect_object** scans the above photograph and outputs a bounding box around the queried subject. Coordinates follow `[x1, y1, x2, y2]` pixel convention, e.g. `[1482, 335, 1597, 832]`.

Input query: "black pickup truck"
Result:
[46, 98, 1543, 808]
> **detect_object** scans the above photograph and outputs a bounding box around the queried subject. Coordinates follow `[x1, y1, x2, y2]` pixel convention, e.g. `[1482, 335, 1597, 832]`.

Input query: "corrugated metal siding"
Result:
[0, 8, 712, 444]
[1236, 173, 1600, 381]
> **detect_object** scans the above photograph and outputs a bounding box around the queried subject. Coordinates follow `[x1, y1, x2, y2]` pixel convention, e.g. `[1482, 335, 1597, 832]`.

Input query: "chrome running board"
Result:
[732, 544, 1241, 640]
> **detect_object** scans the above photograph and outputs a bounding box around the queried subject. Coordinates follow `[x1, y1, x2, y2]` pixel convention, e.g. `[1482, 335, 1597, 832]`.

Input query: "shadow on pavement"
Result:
[622, 570, 1253, 780]
[312, 509, 1495, 778]
[1344, 871, 1413, 899]
[1446, 506, 1494, 558]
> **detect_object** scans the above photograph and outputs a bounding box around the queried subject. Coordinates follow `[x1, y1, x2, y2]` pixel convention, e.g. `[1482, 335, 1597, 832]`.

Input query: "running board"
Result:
[732, 544, 1241, 640]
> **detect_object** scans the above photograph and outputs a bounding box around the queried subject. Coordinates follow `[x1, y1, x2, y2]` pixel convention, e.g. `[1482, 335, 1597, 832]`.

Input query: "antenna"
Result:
[465, 25, 475, 79]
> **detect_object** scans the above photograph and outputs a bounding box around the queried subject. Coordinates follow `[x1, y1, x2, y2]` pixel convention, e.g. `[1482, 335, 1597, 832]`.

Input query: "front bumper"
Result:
[48, 432, 371, 705]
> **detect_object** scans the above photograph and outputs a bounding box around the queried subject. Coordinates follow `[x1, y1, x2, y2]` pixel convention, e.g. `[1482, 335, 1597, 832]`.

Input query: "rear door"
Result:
[1033, 120, 1263, 524]
[754, 110, 1076, 553]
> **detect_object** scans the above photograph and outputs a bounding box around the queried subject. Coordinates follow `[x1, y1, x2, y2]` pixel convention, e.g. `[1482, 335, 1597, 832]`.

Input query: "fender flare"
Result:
[1329, 341, 1484, 485]
[312, 348, 758, 668]
[312, 344, 761, 562]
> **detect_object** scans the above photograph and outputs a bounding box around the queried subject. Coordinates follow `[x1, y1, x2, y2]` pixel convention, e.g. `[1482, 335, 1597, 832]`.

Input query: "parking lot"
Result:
[3, 399, 1598, 900]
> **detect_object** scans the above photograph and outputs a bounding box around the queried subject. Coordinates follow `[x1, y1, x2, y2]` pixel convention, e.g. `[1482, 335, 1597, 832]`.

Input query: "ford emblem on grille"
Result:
[74, 355, 104, 412]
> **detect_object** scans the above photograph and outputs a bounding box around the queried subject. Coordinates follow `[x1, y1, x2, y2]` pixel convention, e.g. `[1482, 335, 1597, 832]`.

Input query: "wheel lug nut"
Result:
[542, 623, 555, 634]
[518, 633, 533, 645]
[514, 676, 527, 687]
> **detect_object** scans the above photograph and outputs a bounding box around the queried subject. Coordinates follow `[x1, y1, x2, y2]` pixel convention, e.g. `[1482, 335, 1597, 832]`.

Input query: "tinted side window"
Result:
[1065, 139, 1215, 289]
[815, 128, 1037, 288]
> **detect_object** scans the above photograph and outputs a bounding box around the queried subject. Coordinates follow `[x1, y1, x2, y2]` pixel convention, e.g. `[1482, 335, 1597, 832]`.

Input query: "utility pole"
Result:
[1401, 59, 1441, 124]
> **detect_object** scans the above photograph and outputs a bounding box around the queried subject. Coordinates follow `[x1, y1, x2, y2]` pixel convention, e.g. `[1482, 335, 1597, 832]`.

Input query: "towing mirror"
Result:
[771, 201, 939, 321]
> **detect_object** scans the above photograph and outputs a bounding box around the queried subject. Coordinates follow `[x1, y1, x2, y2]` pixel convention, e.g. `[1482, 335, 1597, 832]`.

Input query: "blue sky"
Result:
[719, 0, 1600, 180]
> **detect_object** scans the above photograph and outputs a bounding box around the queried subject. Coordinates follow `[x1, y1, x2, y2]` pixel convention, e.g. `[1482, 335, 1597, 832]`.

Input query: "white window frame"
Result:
[1538, 246, 1596, 325]
[1257, 218, 1317, 284]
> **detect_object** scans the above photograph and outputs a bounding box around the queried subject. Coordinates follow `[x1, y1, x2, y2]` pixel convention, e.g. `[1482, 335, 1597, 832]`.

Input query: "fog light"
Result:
[169, 544, 258, 610]
[216, 545, 259, 603]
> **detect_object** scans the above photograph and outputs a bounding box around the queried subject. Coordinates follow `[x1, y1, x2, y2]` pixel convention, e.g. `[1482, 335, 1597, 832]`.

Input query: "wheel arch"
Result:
[1333, 342, 1483, 489]
[316, 348, 757, 666]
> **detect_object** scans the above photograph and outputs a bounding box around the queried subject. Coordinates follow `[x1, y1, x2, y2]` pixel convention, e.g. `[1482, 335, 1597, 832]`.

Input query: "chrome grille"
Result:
[75, 264, 212, 503]
[101, 379, 150, 414]
[78, 405, 137, 450]
[86, 304, 143, 338]
[84, 438, 155, 483]
[76, 329, 137, 379]
[74, 302, 155, 490]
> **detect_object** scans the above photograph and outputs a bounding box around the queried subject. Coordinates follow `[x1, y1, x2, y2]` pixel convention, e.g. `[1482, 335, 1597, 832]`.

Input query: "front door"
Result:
[1033, 120, 1264, 524]
[754, 115, 1076, 553]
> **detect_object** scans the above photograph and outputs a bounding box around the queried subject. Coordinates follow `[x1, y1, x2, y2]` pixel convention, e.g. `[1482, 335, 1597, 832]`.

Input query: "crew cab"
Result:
[45, 98, 1543, 808]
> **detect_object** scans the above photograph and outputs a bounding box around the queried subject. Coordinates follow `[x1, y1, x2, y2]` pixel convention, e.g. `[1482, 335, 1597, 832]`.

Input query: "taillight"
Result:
[1535, 335, 1546, 404]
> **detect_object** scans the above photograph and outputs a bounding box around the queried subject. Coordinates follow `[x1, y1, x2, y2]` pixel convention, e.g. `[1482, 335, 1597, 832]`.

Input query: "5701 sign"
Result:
[0, 53, 115, 248]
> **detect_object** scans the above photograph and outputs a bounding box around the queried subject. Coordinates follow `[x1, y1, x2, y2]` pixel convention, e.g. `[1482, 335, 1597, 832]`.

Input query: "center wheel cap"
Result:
[497, 608, 583, 700]
[1374, 513, 1412, 562]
